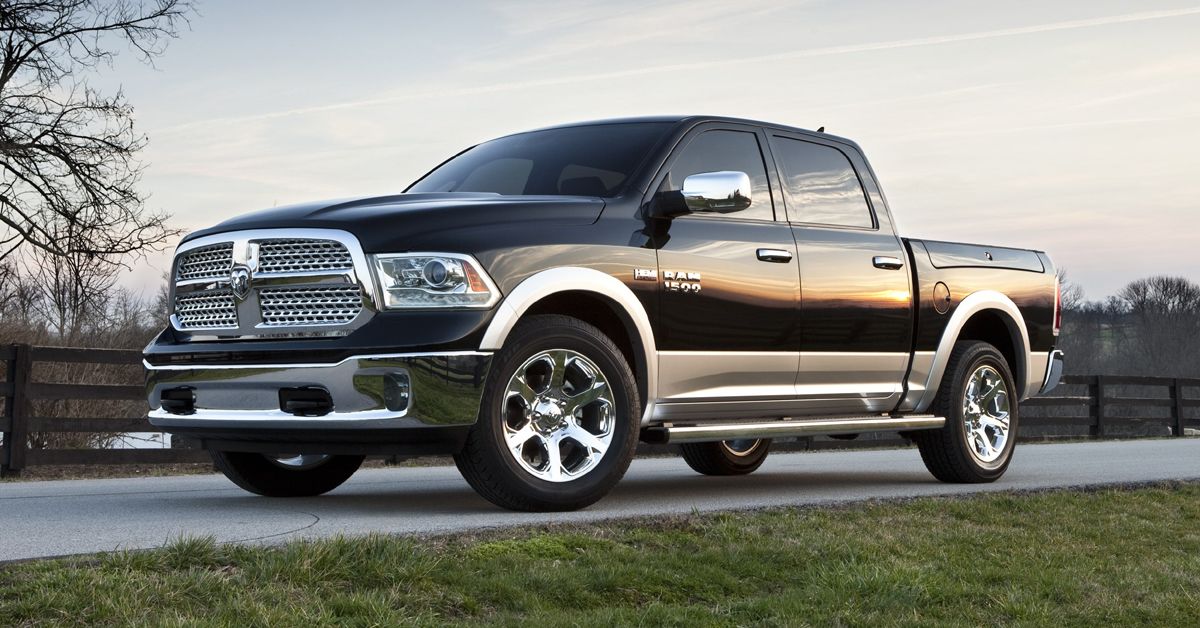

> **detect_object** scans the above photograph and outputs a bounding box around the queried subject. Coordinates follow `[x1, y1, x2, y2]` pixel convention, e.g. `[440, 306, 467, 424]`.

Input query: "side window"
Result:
[667, 130, 774, 221]
[773, 137, 874, 229]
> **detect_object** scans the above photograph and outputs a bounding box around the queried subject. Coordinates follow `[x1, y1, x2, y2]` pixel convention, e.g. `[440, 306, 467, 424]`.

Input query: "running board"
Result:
[642, 415, 945, 445]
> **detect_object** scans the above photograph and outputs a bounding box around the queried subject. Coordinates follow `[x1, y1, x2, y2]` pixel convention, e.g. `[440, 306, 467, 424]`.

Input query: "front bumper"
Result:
[146, 351, 492, 431]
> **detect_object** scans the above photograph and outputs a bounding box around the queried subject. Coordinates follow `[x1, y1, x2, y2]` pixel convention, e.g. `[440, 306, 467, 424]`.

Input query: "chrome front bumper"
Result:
[146, 351, 492, 430]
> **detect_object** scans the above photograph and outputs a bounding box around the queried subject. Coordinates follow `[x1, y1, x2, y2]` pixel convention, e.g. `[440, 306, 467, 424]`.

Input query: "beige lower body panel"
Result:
[653, 350, 910, 422]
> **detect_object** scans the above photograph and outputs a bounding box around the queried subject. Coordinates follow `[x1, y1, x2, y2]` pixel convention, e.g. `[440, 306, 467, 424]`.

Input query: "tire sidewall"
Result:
[476, 319, 639, 504]
[718, 439, 771, 470]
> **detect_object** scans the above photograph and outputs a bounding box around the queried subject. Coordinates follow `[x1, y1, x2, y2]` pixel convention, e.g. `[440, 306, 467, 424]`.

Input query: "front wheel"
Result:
[454, 315, 640, 512]
[679, 439, 771, 476]
[913, 340, 1018, 483]
[210, 451, 364, 497]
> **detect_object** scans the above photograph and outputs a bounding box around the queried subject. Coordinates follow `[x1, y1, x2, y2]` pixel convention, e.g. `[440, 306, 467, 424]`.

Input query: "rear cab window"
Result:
[772, 136, 875, 229]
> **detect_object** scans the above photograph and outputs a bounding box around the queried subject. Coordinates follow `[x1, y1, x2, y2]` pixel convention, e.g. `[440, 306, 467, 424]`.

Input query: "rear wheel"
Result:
[210, 451, 364, 497]
[454, 315, 640, 512]
[679, 438, 771, 476]
[913, 340, 1018, 483]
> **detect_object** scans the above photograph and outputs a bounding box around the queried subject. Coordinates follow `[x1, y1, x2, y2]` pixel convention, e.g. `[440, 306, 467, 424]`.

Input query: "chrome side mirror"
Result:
[681, 171, 752, 213]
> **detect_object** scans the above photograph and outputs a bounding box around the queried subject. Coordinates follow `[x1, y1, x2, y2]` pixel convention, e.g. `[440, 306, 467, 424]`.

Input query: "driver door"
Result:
[649, 125, 801, 421]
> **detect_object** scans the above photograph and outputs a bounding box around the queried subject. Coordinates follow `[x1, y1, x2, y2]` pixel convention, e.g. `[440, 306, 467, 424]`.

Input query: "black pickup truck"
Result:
[145, 116, 1064, 511]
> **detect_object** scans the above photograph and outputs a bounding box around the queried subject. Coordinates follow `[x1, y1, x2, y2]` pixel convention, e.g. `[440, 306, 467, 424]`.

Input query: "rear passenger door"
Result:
[768, 133, 914, 415]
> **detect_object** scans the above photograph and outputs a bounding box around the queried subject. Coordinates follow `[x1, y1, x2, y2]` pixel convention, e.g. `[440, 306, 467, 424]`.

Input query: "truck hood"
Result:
[183, 193, 606, 252]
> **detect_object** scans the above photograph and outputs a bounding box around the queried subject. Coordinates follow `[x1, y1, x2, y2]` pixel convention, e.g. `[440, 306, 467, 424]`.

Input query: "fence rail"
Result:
[2, 345, 1197, 477]
[1, 344, 209, 476]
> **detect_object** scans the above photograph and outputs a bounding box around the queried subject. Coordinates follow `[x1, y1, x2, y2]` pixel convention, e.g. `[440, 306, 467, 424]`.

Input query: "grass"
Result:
[2, 484, 1198, 626]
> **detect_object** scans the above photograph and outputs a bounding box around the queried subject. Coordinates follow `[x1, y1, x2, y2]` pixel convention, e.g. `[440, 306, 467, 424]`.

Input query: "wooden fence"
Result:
[0, 344, 209, 477]
[1, 346, 1197, 477]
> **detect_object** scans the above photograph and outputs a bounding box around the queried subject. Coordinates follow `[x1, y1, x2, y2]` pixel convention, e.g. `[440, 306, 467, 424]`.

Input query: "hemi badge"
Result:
[634, 268, 657, 281]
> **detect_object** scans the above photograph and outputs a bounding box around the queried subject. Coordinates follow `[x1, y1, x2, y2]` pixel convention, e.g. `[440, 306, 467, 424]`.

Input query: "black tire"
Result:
[679, 439, 771, 475]
[454, 314, 640, 512]
[913, 340, 1019, 483]
[210, 451, 364, 497]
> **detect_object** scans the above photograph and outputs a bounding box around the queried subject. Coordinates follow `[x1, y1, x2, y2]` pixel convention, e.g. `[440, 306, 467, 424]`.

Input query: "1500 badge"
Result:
[663, 270, 702, 293]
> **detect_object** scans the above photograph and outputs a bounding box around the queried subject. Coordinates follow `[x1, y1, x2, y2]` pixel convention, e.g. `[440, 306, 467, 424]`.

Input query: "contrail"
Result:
[154, 6, 1200, 134]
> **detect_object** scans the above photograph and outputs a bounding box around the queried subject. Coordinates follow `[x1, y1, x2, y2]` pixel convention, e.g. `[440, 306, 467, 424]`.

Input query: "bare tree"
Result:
[23, 219, 119, 341]
[0, 0, 191, 262]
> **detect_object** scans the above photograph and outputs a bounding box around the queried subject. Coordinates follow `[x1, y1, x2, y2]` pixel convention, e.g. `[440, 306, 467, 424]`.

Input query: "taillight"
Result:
[1053, 280, 1062, 336]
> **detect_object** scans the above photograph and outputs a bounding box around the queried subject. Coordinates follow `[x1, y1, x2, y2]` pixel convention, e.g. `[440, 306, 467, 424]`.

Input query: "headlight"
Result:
[371, 253, 499, 309]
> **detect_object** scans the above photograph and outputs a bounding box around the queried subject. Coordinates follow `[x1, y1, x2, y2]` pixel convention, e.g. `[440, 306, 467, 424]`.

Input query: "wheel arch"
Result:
[479, 267, 657, 423]
[914, 290, 1033, 412]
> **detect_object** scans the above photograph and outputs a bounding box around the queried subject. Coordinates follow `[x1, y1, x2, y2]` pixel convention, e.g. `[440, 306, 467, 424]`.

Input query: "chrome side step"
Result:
[643, 415, 945, 445]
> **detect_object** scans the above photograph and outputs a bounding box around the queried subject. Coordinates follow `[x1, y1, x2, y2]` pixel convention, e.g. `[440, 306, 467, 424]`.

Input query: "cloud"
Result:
[151, 5, 1200, 136]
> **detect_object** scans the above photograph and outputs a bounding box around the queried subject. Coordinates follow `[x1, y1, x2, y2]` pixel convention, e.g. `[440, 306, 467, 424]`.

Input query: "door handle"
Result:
[873, 256, 904, 270]
[757, 248, 793, 263]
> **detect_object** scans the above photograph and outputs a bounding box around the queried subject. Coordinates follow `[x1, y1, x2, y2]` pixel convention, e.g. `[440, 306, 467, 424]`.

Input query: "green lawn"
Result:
[2, 484, 1198, 626]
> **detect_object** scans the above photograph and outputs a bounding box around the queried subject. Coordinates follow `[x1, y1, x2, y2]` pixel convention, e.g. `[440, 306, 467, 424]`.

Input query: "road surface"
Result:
[2, 439, 1198, 562]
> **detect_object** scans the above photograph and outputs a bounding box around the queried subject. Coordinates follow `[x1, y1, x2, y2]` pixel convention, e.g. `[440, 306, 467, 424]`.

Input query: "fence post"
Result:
[1174, 379, 1185, 438]
[1, 344, 31, 477]
[1093, 375, 1106, 438]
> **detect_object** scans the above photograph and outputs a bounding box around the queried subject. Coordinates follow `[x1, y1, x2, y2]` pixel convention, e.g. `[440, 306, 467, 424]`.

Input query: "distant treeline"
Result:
[0, 257, 165, 350]
[1057, 275, 1200, 379]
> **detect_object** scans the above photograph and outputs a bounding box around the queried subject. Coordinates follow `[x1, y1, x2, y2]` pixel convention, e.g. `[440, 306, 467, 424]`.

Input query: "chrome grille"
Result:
[170, 230, 369, 338]
[258, 239, 354, 274]
[176, 243, 233, 281]
[258, 287, 363, 326]
[175, 289, 238, 328]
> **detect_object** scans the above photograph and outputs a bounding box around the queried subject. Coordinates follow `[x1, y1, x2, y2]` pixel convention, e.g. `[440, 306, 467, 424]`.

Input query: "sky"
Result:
[92, 0, 1200, 300]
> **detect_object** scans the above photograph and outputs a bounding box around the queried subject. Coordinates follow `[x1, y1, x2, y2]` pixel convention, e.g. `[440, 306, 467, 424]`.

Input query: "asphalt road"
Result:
[2, 439, 1198, 563]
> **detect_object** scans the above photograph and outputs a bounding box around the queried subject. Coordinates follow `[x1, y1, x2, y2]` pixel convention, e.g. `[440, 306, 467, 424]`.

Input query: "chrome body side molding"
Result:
[478, 267, 659, 423]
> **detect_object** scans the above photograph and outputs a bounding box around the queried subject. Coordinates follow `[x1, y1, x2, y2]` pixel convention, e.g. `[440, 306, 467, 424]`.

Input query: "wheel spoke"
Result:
[509, 375, 538, 405]
[548, 350, 570, 390]
[565, 423, 607, 455]
[545, 435, 564, 481]
[979, 380, 1004, 406]
[505, 423, 537, 455]
[566, 380, 608, 413]
[979, 414, 1009, 431]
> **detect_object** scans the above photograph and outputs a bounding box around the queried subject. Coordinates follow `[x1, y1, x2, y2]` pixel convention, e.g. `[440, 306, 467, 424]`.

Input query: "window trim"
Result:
[767, 133, 880, 232]
[643, 123, 783, 224]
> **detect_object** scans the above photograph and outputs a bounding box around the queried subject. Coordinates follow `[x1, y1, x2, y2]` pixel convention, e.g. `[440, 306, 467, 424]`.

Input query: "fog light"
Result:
[384, 372, 411, 412]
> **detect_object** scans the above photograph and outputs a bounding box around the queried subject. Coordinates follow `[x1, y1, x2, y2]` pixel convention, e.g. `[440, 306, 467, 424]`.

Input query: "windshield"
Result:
[407, 122, 673, 197]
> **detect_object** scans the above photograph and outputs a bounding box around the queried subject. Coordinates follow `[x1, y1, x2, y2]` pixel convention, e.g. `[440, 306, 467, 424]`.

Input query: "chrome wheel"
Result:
[720, 439, 762, 457]
[962, 365, 1011, 464]
[502, 349, 616, 482]
[266, 454, 331, 470]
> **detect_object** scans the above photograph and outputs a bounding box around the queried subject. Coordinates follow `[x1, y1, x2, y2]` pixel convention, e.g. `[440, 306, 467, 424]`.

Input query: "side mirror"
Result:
[650, 171, 753, 218]
[682, 171, 753, 213]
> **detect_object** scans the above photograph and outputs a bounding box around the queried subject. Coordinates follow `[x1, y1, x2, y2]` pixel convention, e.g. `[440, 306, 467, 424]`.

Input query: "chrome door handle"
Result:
[757, 248, 793, 263]
[873, 256, 904, 270]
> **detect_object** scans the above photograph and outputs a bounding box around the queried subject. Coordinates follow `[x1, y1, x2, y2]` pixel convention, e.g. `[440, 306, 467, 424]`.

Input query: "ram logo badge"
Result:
[663, 270, 701, 293]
